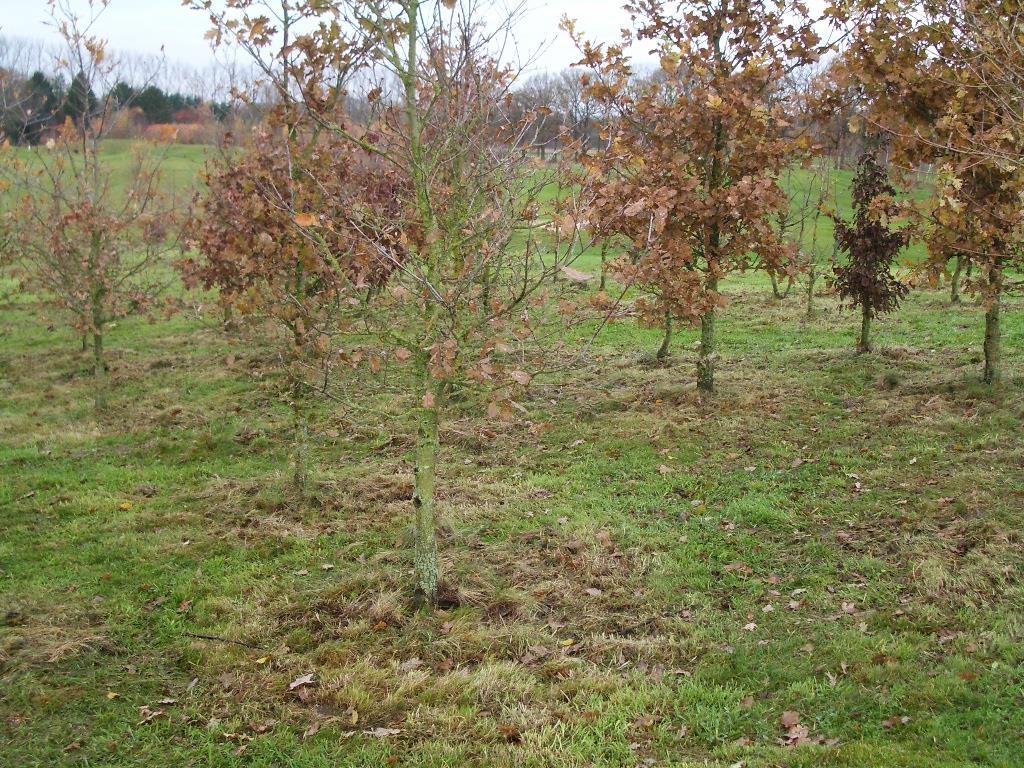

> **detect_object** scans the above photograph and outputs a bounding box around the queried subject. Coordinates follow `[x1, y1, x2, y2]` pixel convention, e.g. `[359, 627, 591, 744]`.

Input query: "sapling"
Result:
[831, 149, 910, 353]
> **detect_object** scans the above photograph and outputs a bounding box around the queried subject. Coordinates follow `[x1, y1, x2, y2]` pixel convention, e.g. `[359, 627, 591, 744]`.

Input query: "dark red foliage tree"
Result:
[831, 149, 911, 353]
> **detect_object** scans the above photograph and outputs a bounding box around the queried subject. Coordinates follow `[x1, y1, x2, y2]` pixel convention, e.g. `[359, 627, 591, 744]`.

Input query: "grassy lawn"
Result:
[2, 261, 1022, 766]
[2, 143, 1022, 766]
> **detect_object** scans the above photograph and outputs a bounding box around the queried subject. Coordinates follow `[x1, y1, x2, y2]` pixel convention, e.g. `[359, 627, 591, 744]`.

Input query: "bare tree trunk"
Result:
[403, 0, 440, 607]
[598, 241, 609, 293]
[858, 306, 872, 353]
[413, 395, 440, 605]
[222, 303, 238, 333]
[291, 378, 308, 493]
[805, 264, 816, 321]
[983, 264, 1001, 385]
[89, 233, 107, 410]
[92, 330, 107, 410]
[656, 310, 672, 362]
[770, 271, 789, 300]
[950, 253, 964, 304]
[697, 276, 717, 393]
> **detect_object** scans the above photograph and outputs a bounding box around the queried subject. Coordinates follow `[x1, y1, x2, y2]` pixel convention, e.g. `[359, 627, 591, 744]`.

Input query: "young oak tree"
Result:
[801, 164, 836, 323]
[569, 0, 825, 390]
[181, 0, 404, 493]
[767, 165, 823, 302]
[191, 0, 595, 604]
[833, 0, 1024, 384]
[1, 0, 181, 410]
[182, 123, 405, 491]
[831, 148, 911, 353]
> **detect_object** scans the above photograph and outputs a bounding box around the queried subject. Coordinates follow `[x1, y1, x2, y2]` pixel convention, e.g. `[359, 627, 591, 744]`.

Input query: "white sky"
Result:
[0, 0, 649, 78]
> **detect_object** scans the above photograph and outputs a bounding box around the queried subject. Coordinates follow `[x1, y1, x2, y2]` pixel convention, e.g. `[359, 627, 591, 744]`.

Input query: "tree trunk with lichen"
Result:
[805, 264, 816, 321]
[983, 264, 1001, 385]
[697, 307, 716, 393]
[89, 231, 107, 411]
[599, 241, 609, 292]
[770, 272, 793, 299]
[950, 253, 964, 304]
[858, 306, 872, 354]
[412, 388, 440, 605]
[291, 377, 308, 492]
[92, 329, 106, 410]
[404, 0, 441, 606]
[656, 311, 672, 362]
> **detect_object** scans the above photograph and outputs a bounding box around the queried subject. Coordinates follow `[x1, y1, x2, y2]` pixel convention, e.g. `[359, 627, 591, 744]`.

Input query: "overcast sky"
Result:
[0, 0, 650, 78]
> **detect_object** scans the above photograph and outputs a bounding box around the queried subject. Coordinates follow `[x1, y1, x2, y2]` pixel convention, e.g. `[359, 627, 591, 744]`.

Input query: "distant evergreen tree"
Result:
[62, 70, 97, 126]
[211, 102, 231, 122]
[109, 81, 136, 109]
[19, 71, 62, 144]
[134, 85, 173, 124]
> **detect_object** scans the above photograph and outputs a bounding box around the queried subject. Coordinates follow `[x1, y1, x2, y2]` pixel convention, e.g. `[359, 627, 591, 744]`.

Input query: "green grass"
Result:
[2, 263, 1021, 767]
[1, 144, 1022, 767]
[1, 138, 209, 204]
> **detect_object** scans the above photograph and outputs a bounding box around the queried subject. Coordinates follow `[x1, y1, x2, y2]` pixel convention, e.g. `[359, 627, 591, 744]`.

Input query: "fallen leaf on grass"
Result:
[779, 710, 810, 746]
[288, 673, 316, 691]
[137, 706, 165, 725]
[497, 724, 522, 743]
[633, 714, 657, 729]
[398, 657, 424, 673]
[362, 727, 402, 738]
[303, 720, 334, 740]
[723, 562, 753, 575]
[779, 711, 800, 728]
[882, 715, 911, 729]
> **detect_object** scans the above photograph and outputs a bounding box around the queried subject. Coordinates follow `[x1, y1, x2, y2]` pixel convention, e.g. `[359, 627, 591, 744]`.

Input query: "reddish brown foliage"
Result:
[570, 0, 823, 386]
[831, 149, 911, 351]
[182, 125, 404, 322]
[832, 0, 1024, 380]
